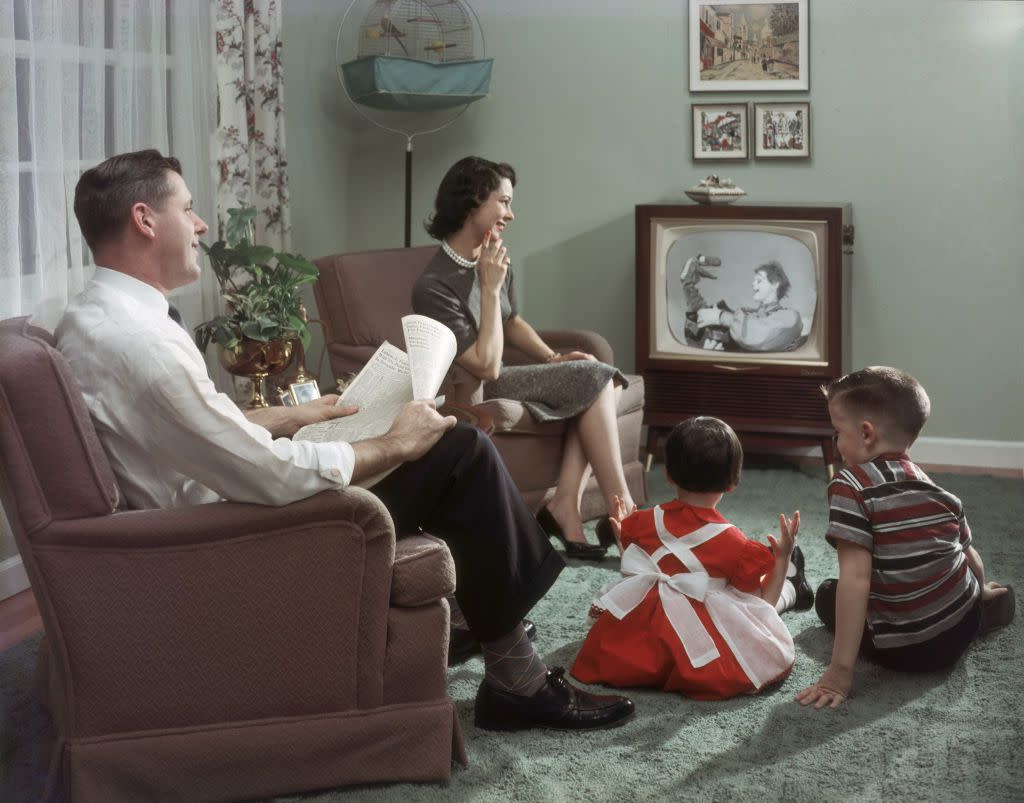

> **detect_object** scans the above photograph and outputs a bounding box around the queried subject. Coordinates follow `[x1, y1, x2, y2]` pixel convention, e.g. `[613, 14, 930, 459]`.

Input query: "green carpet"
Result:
[3, 461, 1022, 802]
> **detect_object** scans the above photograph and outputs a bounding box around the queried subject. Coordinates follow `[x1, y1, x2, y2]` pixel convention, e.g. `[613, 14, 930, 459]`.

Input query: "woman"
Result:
[412, 156, 634, 560]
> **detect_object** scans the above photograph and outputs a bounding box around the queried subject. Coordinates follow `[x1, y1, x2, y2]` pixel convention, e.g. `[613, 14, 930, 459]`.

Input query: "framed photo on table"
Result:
[289, 380, 321, 405]
[753, 101, 811, 158]
[692, 103, 749, 161]
[689, 0, 809, 92]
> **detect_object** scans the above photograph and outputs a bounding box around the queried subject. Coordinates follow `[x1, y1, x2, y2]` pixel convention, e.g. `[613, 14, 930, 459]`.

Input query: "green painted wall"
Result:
[283, 0, 1024, 444]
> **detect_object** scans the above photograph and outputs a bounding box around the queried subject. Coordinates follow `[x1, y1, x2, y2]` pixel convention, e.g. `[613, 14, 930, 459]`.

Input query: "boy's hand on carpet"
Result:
[982, 580, 1010, 602]
[795, 664, 851, 709]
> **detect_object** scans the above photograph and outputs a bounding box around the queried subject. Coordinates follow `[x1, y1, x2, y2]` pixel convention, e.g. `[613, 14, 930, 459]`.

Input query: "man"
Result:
[56, 150, 634, 732]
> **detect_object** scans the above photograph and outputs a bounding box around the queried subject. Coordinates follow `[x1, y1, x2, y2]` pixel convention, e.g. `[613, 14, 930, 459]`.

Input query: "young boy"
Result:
[796, 367, 1015, 710]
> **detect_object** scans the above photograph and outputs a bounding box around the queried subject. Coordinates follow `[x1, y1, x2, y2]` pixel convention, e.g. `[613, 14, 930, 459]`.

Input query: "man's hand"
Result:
[795, 663, 852, 709]
[245, 393, 358, 438]
[384, 400, 457, 462]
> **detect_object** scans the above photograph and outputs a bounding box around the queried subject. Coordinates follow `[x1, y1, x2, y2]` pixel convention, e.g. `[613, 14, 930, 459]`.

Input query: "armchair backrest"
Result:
[313, 246, 438, 378]
[0, 317, 120, 539]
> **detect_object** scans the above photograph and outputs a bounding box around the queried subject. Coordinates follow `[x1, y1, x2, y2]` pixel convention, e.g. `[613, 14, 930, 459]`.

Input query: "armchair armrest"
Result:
[31, 488, 399, 737]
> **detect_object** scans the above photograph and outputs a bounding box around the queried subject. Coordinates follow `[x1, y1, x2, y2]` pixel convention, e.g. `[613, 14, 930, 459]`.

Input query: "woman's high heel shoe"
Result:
[536, 506, 607, 561]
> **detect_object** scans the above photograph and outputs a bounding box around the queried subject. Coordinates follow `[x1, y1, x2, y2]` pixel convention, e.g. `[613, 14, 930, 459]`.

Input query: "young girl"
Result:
[572, 416, 800, 700]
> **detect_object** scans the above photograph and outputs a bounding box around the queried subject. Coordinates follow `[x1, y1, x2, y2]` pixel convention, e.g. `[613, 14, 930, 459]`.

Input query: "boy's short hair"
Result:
[74, 149, 183, 251]
[665, 416, 743, 493]
[822, 366, 931, 441]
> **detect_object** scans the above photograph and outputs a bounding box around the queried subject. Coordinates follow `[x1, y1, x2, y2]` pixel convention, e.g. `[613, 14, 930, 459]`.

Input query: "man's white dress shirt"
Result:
[55, 268, 355, 509]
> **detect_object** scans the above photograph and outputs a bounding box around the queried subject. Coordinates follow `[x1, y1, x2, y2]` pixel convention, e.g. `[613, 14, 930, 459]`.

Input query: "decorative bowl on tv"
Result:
[684, 186, 746, 205]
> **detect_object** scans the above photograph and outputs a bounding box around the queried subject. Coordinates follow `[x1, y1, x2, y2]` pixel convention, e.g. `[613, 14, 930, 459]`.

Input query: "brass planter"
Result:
[218, 338, 294, 408]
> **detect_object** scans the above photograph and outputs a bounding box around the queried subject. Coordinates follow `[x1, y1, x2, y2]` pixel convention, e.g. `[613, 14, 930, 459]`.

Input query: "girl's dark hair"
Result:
[424, 156, 516, 240]
[665, 416, 743, 493]
[74, 149, 182, 251]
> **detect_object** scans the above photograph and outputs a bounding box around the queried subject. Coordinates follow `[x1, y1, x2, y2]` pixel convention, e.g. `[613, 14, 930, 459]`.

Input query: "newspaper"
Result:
[293, 314, 457, 447]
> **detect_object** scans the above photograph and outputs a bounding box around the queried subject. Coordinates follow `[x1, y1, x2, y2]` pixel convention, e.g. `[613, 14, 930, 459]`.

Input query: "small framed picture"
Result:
[277, 388, 297, 407]
[753, 102, 811, 158]
[289, 380, 321, 405]
[689, 0, 810, 93]
[692, 103, 749, 161]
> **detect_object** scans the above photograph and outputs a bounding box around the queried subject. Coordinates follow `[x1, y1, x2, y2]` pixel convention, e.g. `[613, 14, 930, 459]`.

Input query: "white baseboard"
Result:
[0, 555, 29, 601]
[776, 436, 1023, 475]
[910, 437, 1024, 475]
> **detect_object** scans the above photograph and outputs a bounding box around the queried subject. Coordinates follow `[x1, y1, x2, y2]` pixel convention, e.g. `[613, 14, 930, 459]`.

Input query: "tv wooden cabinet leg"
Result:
[644, 426, 666, 472]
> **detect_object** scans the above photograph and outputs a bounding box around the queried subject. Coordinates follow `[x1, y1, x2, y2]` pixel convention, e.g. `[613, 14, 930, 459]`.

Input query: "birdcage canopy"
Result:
[341, 55, 492, 111]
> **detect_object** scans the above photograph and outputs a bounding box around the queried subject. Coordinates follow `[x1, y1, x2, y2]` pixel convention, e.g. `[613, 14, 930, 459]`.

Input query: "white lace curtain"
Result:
[0, 0, 217, 332]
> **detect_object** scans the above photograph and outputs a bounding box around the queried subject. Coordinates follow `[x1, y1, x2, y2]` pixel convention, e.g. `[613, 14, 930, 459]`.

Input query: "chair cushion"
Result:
[391, 534, 455, 607]
[0, 317, 119, 534]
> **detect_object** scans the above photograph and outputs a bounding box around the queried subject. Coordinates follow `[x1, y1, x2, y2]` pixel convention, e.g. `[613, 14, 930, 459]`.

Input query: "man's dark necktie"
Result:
[167, 303, 186, 330]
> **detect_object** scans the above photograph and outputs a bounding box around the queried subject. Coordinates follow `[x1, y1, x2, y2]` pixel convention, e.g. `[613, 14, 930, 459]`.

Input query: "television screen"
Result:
[650, 219, 829, 368]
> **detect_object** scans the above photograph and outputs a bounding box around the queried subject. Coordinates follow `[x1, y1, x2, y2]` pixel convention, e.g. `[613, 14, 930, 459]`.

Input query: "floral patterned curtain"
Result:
[214, 0, 291, 250]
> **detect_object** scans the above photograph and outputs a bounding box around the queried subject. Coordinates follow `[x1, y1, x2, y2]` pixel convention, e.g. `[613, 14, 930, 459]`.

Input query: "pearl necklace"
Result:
[441, 239, 478, 270]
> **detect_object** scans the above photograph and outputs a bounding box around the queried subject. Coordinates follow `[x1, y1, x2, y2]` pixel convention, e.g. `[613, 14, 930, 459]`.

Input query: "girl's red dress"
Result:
[571, 501, 795, 700]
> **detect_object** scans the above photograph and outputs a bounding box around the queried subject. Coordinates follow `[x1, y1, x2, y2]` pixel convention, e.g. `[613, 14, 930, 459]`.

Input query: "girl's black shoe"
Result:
[595, 517, 618, 551]
[536, 506, 607, 560]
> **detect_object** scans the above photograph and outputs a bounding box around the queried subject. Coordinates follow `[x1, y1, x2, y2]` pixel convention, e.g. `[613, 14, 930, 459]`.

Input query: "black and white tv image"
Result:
[652, 222, 826, 366]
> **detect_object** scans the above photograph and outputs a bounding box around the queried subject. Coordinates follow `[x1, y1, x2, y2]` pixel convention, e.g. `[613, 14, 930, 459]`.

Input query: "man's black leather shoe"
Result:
[790, 545, 815, 611]
[448, 619, 537, 667]
[473, 667, 635, 731]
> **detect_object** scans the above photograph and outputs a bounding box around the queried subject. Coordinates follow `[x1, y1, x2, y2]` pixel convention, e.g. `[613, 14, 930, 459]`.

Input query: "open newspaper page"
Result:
[403, 314, 457, 401]
[291, 317, 457, 486]
[294, 342, 412, 445]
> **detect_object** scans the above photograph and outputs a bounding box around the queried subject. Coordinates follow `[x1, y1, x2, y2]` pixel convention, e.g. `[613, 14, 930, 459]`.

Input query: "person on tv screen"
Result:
[685, 259, 804, 352]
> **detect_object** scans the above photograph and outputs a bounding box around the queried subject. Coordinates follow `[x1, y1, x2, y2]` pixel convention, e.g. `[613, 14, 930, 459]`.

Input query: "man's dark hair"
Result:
[73, 149, 182, 251]
[665, 416, 743, 493]
[822, 366, 931, 441]
[425, 156, 516, 240]
[756, 260, 791, 300]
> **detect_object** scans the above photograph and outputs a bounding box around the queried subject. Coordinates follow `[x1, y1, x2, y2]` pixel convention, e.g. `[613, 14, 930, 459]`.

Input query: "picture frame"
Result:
[289, 380, 322, 405]
[689, 0, 809, 93]
[692, 103, 749, 161]
[753, 101, 811, 158]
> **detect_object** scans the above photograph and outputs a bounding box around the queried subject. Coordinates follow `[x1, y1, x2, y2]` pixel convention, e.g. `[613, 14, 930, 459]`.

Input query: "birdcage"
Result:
[336, 0, 492, 245]
[340, 0, 491, 112]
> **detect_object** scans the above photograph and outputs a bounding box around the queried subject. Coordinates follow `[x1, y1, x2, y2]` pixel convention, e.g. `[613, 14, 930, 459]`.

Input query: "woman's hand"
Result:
[477, 230, 509, 295]
[549, 350, 596, 363]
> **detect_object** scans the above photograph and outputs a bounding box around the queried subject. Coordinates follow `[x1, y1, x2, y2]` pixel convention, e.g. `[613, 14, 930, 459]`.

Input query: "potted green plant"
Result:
[194, 205, 320, 407]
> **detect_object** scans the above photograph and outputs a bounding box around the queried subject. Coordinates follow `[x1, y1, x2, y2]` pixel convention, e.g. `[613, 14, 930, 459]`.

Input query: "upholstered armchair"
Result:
[0, 317, 465, 801]
[312, 246, 647, 519]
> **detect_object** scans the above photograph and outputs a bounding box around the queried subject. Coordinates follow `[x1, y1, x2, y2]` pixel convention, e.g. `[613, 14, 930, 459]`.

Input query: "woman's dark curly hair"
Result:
[425, 156, 516, 240]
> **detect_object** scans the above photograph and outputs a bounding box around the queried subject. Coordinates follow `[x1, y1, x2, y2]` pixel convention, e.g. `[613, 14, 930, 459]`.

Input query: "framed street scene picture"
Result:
[689, 0, 809, 92]
[692, 103, 749, 161]
[753, 101, 810, 158]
